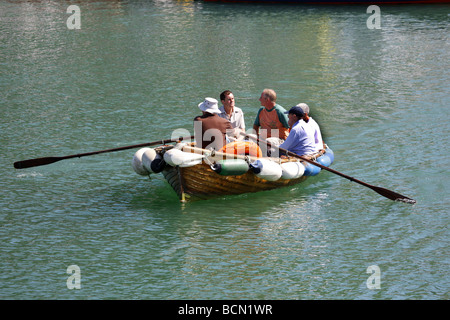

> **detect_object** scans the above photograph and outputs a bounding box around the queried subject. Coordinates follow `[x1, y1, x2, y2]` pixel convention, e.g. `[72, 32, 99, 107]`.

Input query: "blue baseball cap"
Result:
[285, 106, 305, 118]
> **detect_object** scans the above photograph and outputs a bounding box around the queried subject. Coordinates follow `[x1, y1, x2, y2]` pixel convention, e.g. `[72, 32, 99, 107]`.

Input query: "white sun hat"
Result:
[198, 97, 221, 114]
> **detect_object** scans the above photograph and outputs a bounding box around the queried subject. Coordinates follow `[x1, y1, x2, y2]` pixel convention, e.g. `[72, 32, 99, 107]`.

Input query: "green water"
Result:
[1, 1, 449, 299]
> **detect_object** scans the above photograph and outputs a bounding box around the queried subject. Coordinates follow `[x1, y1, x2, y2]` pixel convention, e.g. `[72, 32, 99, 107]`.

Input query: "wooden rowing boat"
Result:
[132, 141, 334, 202]
[162, 159, 309, 202]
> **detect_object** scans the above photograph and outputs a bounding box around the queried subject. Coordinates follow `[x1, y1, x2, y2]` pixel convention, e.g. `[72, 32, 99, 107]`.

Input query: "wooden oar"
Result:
[242, 133, 416, 204]
[13, 136, 194, 169]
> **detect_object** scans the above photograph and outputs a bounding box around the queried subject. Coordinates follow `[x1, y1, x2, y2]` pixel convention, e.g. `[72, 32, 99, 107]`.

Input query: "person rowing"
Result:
[279, 105, 317, 157]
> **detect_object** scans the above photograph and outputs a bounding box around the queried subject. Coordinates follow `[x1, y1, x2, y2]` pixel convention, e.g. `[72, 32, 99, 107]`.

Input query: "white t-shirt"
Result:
[218, 106, 245, 130]
[304, 117, 323, 152]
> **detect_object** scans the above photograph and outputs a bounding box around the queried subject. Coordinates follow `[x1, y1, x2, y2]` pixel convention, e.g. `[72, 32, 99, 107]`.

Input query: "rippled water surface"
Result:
[1, 1, 449, 299]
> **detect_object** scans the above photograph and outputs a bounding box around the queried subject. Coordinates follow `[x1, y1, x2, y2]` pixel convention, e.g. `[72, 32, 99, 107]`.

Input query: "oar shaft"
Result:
[13, 135, 194, 169]
[281, 147, 365, 185]
[57, 139, 187, 160]
[242, 133, 416, 204]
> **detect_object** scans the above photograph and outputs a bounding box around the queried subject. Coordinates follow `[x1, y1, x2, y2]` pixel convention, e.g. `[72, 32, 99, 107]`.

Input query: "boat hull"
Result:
[162, 161, 308, 202]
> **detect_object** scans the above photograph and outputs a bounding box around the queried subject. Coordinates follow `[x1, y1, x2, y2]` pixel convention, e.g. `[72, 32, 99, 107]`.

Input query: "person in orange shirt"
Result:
[252, 89, 289, 144]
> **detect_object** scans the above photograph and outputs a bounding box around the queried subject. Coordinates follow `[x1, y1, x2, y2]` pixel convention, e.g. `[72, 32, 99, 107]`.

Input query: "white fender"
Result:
[163, 149, 204, 167]
[132, 148, 152, 175]
[280, 161, 305, 180]
[251, 158, 282, 181]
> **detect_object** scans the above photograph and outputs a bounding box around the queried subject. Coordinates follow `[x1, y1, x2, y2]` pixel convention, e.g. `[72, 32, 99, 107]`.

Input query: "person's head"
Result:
[285, 106, 305, 128]
[198, 97, 221, 115]
[220, 90, 235, 111]
[259, 89, 277, 109]
[294, 102, 310, 122]
[295, 103, 309, 115]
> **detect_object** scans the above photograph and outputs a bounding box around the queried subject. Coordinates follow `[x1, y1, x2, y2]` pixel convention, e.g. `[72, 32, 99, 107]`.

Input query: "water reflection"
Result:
[123, 176, 337, 298]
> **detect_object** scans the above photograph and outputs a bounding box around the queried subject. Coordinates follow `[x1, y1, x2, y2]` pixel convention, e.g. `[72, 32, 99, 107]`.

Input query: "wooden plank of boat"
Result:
[161, 161, 308, 202]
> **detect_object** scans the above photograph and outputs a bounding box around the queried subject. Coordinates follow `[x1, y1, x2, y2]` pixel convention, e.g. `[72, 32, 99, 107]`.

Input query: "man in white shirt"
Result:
[296, 103, 325, 152]
[218, 90, 245, 140]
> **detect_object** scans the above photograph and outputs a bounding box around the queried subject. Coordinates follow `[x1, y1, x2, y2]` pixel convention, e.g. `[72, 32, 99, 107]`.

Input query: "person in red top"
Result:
[194, 97, 233, 150]
[252, 89, 290, 142]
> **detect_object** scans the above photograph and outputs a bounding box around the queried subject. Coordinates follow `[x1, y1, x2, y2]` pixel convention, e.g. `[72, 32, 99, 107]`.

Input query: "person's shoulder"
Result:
[212, 113, 226, 120]
[274, 104, 288, 119]
[311, 117, 321, 125]
[216, 114, 233, 127]
[218, 114, 231, 122]
[294, 120, 309, 131]
[255, 107, 264, 116]
[274, 104, 287, 112]
[234, 106, 243, 112]
[217, 110, 227, 119]
[308, 117, 320, 128]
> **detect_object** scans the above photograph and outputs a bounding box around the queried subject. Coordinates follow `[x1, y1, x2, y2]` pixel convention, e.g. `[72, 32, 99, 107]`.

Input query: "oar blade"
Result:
[370, 185, 416, 204]
[14, 157, 62, 169]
